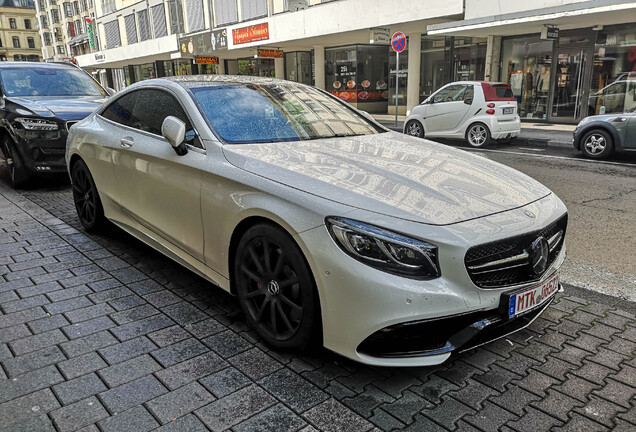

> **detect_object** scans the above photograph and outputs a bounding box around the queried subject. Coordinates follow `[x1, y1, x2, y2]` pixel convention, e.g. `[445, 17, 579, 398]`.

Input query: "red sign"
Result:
[232, 23, 269, 45]
[257, 49, 283, 58]
[391, 32, 406, 53]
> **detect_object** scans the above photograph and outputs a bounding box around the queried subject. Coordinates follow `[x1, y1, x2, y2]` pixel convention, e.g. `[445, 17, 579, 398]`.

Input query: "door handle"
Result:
[120, 138, 134, 148]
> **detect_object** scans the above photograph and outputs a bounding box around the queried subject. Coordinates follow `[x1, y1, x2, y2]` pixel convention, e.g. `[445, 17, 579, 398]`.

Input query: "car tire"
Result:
[405, 120, 425, 138]
[581, 129, 613, 159]
[71, 159, 106, 232]
[1, 136, 30, 188]
[234, 223, 320, 351]
[466, 123, 491, 147]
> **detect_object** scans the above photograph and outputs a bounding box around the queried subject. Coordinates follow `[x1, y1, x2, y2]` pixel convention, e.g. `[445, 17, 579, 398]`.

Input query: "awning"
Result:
[426, 0, 636, 37]
[69, 33, 89, 46]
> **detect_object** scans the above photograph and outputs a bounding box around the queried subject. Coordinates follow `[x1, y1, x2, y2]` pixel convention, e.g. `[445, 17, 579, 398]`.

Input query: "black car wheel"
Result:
[405, 120, 425, 138]
[581, 129, 613, 159]
[234, 223, 319, 350]
[71, 159, 106, 231]
[466, 123, 491, 147]
[1, 136, 30, 188]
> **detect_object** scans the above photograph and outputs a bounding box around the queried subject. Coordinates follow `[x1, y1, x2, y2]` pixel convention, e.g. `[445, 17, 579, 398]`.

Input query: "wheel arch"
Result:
[577, 123, 619, 151]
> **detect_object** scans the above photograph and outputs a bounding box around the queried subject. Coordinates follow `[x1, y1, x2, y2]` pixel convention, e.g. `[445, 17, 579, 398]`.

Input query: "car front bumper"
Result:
[297, 194, 567, 367]
[12, 129, 68, 174]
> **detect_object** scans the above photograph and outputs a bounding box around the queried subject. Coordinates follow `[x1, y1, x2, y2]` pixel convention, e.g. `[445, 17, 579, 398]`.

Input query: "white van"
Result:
[404, 81, 521, 147]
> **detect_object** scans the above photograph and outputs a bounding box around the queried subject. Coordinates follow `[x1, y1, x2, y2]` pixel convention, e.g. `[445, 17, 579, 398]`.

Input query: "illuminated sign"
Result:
[257, 49, 283, 58]
[232, 23, 269, 45]
[195, 56, 219, 64]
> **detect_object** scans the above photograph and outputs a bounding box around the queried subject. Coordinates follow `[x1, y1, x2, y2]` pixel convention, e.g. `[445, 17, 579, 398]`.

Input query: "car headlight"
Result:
[326, 217, 440, 279]
[15, 118, 59, 131]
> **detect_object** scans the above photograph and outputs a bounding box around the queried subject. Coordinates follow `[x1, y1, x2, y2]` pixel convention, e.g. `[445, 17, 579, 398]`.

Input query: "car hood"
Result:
[222, 132, 552, 225]
[8, 96, 106, 121]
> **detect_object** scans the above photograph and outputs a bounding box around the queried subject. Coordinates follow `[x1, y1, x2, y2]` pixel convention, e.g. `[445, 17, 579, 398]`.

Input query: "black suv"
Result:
[0, 62, 109, 187]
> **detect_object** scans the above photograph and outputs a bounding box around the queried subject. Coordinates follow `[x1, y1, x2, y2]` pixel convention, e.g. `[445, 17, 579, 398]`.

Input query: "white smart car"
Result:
[66, 76, 566, 367]
[404, 81, 521, 147]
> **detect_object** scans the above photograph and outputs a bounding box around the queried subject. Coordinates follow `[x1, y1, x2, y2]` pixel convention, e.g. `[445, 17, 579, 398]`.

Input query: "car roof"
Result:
[165, 74, 302, 87]
[0, 61, 78, 70]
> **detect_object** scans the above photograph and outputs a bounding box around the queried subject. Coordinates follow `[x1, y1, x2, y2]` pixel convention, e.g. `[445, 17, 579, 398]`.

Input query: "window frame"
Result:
[431, 84, 468, 104]
[98, 87, 204, 150]
[12, 37, 20, 48]
[9, 18, 17, 29]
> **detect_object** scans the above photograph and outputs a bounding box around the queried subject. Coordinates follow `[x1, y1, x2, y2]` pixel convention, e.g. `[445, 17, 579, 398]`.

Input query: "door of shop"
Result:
[549, 46, 593, 123]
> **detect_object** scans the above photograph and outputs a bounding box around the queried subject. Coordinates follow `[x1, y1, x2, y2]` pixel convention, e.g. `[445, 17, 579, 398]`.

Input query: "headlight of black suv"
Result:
[326, 217, 440, 279]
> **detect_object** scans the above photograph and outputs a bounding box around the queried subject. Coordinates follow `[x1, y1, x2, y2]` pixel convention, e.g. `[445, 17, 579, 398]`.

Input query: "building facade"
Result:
[34, 0, 97, 61]
[74, 0, 636, 122]
[0, 0, 42, 62]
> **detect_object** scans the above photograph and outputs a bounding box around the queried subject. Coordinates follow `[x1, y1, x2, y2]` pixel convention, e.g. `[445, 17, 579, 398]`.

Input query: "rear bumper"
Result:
[490, 117, 521, 139]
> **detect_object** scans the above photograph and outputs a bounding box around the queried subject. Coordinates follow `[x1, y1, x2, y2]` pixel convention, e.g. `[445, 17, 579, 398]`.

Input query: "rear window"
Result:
[481, 83, 515, 101]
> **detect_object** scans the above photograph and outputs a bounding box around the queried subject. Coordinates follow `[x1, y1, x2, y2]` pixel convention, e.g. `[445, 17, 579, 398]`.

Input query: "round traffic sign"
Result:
[391, 32, 406, 53]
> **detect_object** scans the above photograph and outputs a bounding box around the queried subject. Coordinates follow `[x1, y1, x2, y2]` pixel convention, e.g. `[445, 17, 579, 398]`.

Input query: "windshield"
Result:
[188, 83, 383, 144]
[0, 66, 106, 97]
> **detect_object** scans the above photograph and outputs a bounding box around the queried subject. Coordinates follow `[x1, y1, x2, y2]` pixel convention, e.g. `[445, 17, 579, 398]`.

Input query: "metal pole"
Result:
[395, 51, 399, 127]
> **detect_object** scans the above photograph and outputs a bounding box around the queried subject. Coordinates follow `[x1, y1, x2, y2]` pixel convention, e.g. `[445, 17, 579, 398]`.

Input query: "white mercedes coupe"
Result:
[66, 76, 567, 367]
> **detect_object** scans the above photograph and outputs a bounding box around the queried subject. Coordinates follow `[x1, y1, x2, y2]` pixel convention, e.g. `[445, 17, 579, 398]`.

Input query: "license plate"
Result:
[508, 273, 559, 318]
[503, 107, 514, 115]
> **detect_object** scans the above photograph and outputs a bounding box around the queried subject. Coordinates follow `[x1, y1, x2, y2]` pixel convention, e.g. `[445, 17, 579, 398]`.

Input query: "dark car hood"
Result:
[8, 96, 106, 121]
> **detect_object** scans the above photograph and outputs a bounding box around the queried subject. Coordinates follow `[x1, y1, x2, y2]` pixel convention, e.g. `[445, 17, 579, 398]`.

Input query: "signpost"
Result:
[391, 31, 406, 126]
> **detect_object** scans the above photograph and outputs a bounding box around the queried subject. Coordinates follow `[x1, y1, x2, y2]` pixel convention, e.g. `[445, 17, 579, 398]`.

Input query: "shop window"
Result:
[238, 58, 274, 77]
[325, 44, 389, 113]
[285, 51, 312, 85]
[591, 26, 636, 115]
[501, 36, 553, 120]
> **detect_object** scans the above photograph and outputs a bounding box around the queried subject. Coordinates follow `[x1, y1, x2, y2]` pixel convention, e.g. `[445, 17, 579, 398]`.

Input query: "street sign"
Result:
[391, 32, 406, 53]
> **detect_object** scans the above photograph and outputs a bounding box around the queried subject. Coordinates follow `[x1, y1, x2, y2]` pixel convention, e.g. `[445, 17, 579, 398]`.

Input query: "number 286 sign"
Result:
[391, 32, 406, 53]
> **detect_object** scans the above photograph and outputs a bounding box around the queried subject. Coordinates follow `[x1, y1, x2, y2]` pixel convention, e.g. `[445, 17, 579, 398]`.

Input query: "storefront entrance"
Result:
[549, 46, 593, 123]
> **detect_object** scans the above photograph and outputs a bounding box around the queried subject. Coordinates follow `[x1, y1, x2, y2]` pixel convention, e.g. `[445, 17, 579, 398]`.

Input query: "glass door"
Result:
[549, 47, 591, 122]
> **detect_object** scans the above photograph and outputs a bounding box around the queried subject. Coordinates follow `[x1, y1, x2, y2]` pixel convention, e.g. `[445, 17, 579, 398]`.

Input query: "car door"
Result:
[624, 113, 636, 150]
[423, 84, 471, 134]
[110, 88, 206, 262]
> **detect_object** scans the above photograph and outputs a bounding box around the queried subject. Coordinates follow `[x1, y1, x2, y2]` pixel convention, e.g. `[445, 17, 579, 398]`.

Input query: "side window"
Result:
[101, 91, 139, 127]
[464, 85, 474, 103]
[131, 89, 201, 148]
[432, 85, 466, 103]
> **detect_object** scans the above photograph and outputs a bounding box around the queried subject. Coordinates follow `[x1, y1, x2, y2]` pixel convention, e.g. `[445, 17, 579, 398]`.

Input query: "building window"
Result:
[28, 37, 35, 49]
[168, 0, 185, 34]
[138, 9, 151, 41]
[67, 22, 75, 37]
[185, 0, 204, 32]
[57, 45, 65, 54]
[73, 1, 79, 15]
[213, 0, 237, 26]
[0, 38, 3, 47]
[104, 20, 121, 48]
[24, 19, 32, 29]
[52, 9, 60, 23]
[43, 32, 52, 45]
[240, 0, 267, 21]
[40, 15, 49, 28]
[124, 14, 137, 44]
[12, 37, 21, 48]
[9, 18, 17, 29]
[63, 2, 73, 17]
[75, 19, 82, 34]
[151, 4, 168, 38]
[54, 27, 62, 41]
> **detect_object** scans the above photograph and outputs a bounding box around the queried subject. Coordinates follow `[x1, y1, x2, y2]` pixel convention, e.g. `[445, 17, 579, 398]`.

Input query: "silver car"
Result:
[66, 76, 567, 367]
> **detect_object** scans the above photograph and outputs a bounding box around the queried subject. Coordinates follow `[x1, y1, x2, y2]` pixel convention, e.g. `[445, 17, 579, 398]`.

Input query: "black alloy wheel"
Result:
[405, 120, 425, 138]
[234, 224, 319, 350]
[1, 136, 30, 188]
[71, 159, 105, 231]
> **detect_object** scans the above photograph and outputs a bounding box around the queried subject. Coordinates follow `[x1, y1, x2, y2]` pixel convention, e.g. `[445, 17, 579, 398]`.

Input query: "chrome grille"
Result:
[465, 214, 567, 289]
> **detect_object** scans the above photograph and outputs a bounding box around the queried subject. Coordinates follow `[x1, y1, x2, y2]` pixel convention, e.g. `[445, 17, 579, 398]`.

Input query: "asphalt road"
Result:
[462, 146, 636, 302]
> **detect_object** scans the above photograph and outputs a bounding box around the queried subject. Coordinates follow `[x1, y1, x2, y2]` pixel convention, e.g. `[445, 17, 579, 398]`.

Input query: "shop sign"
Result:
[370, 27, 391, 44]
[257, 49, 283, 58]
[541, 26, 559, 40]
[85, 18, 95, 50]
[94, 52, 105, 62]
[232, 23, 269, 45]
[179, 29, 228, 56]
[195, 56, 219, 64]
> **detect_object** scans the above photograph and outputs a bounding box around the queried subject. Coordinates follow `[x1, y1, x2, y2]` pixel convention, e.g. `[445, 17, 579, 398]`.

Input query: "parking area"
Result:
[1, 181, 635, 432]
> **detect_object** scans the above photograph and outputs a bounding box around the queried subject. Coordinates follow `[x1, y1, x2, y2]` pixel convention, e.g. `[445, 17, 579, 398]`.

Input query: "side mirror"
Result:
[106, 87, 117, 96]
[161, 116, 188, 156]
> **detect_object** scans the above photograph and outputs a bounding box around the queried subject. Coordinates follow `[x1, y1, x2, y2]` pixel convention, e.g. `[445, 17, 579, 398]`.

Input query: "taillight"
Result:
[486, 109, 495, 115]
[487, 103, 495, 108]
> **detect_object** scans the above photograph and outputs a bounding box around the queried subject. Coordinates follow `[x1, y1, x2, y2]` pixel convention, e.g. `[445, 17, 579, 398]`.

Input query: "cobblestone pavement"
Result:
[1, 181, 635, 432]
